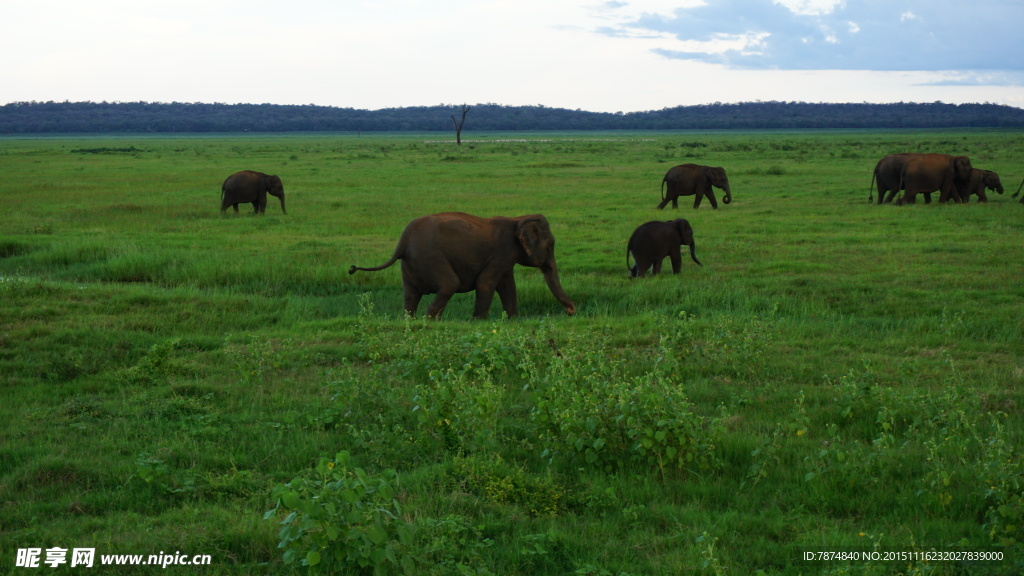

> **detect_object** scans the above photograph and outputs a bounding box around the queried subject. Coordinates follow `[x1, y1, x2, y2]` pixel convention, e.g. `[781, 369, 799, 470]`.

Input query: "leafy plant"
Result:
[268, 451, 415, 575]
[531, 340, 720, 478]
[449, 455, 567, 517]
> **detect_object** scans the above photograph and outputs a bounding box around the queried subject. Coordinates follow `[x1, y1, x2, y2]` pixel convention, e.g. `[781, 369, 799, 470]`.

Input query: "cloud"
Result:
[598, 0, 1024, 75]
[920, 72, 1024, 87]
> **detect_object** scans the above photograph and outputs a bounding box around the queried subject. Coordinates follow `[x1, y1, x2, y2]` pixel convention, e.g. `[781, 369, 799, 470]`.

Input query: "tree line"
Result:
[2, 100, 1023, 133]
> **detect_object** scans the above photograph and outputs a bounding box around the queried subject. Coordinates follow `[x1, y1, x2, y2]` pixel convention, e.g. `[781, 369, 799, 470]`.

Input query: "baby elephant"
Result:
[627, 219, 702, 278]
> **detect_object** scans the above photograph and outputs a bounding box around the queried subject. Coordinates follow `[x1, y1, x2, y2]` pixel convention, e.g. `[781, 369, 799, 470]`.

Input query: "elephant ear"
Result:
[706, 167, 727, 187]
[954, 156, 973, 178]
[516, 217, 546, 261]
[675, 219, 693, 243]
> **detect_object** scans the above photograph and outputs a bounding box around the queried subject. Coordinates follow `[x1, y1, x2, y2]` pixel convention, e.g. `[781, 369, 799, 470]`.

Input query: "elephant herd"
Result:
[222, 150, 1020, 319]
[344, 163, 721, 319]
[868, 152, 1014, 205]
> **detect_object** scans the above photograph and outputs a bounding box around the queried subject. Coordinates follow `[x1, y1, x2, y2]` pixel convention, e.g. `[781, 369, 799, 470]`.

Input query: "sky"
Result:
[2, 0, 1023, 113]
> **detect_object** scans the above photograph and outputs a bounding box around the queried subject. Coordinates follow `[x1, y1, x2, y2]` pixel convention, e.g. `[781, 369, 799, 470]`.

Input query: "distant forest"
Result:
[3, 101, 1024, 133]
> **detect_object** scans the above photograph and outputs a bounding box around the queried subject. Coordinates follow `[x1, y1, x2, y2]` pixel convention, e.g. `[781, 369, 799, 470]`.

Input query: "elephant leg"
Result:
[472, 289, 495, 319]
[633, 258, 650, 277]
[425, 268, 462, 318]
[425, 291, 456, 319]
[671, 196, 679, 209]
[232, 204, 240, 213]
[494, 271, 519, 318]
[652, 258, 664, 275]
[692, 194, 703, 209]
[403, 291, 423, 317]
[706, 190, 719, 209]
[923, 192, 932, 204]
[657, 197, 670, 209]
[977, 191, 987, 202]
[882, 190, 897, 203]
[670, 249, 682, 274]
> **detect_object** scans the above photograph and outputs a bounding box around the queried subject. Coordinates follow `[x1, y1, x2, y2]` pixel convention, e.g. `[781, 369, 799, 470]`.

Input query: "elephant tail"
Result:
[625, 242, 638, 277]
[349, 254, 400, 274]
[661, 178, 667, 202]
[349, 236, 407, 275]
[1014, 176, 1024, 198]
[868, 170, 876, 203]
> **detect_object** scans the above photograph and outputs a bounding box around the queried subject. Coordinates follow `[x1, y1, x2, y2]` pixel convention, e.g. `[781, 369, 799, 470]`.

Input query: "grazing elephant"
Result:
[659, 164, 732, 209]
[869, 153, 915, 204]
[961, 169, 1004, 202]
[221, 170, 286, 214]
[349, 212, 576, 319]
[896, 154, 972, 205]
[626, 219, 701, 278]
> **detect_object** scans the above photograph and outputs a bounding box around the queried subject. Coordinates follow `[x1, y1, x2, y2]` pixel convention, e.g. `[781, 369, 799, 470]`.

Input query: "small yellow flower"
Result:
[328, 462, 335, 469]
[797, 429, 805, 436]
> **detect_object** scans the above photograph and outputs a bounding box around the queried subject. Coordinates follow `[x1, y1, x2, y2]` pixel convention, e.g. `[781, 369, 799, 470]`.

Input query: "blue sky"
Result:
[612, 0, 1023, 74]
[1, 1, 1022, 112]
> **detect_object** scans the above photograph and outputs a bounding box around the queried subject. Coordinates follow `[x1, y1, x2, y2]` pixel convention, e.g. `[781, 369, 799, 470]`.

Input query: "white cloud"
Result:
[1, 1, 1022, 112]
[900, 11, 920, 22]
[774, 0, 844, 16]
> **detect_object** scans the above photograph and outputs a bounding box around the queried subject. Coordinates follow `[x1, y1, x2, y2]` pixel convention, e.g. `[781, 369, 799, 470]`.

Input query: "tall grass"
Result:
[1, 131, 1022, 574]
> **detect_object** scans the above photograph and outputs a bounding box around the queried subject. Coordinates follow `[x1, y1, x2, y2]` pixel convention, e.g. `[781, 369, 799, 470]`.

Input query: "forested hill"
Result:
[3, 101, 1024, 133]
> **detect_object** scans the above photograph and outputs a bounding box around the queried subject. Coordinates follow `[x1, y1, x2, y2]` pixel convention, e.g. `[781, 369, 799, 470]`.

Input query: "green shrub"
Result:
[268, 451, 415, 575]
[530, 342, 720, 478]
[449, 455, 567, 517]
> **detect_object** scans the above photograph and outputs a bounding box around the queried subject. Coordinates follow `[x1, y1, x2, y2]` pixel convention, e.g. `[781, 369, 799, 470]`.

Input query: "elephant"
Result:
[869, 153, 915, 204]
[961, 169, 1004, 202]
[348, 212, 576, 319]
[659, 164, 732, 209]
[626, 219, 701, 278]
[221, 170, 286, 214]
[895, 154, 972, 205]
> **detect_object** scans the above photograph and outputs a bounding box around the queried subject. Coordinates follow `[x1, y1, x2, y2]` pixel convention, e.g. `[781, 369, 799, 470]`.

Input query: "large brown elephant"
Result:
[869, 153, 915, 204]
[626, 219, 701, 278]
[659, 164, 732, 209]
[349, 212, 576, 319]
[961, 169, 1004, 202]
[896, 154, 972, 205]
[221, 170, 286, 214]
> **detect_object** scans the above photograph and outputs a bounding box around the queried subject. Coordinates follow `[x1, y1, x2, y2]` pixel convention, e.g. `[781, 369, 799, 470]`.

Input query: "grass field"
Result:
[1, 130, 1022, 575]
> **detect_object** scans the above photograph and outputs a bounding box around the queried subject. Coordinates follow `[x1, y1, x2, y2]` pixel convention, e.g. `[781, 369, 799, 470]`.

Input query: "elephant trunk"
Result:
[722, 184, 732, 205]
[277, 193, 287, 215]
[688, 240, 702, 266]
[540, 262, 576, 315]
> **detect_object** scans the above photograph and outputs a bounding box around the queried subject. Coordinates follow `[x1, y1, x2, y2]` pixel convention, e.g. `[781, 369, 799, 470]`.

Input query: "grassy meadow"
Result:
[1, 130, 1023, 575]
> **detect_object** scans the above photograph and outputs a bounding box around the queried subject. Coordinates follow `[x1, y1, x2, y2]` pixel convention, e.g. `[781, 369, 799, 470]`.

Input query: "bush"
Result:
[529, 340, 720, 478]
[268, 451, 415, 575]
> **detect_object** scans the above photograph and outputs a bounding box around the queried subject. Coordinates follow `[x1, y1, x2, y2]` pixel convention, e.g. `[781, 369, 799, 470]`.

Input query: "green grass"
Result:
[2, 130, 1023, 575]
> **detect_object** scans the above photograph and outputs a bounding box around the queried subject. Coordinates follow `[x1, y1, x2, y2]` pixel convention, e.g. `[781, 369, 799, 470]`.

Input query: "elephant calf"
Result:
[221, 170, 286, 214]
[962, 169, 1004, 202]
[349, 212, 576, 319]
[627, 219, 701, 278]
[660, 164, 732, 209]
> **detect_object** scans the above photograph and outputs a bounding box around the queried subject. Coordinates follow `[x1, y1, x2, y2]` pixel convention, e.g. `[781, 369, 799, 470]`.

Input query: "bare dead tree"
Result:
[451, 104, 470, 145]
